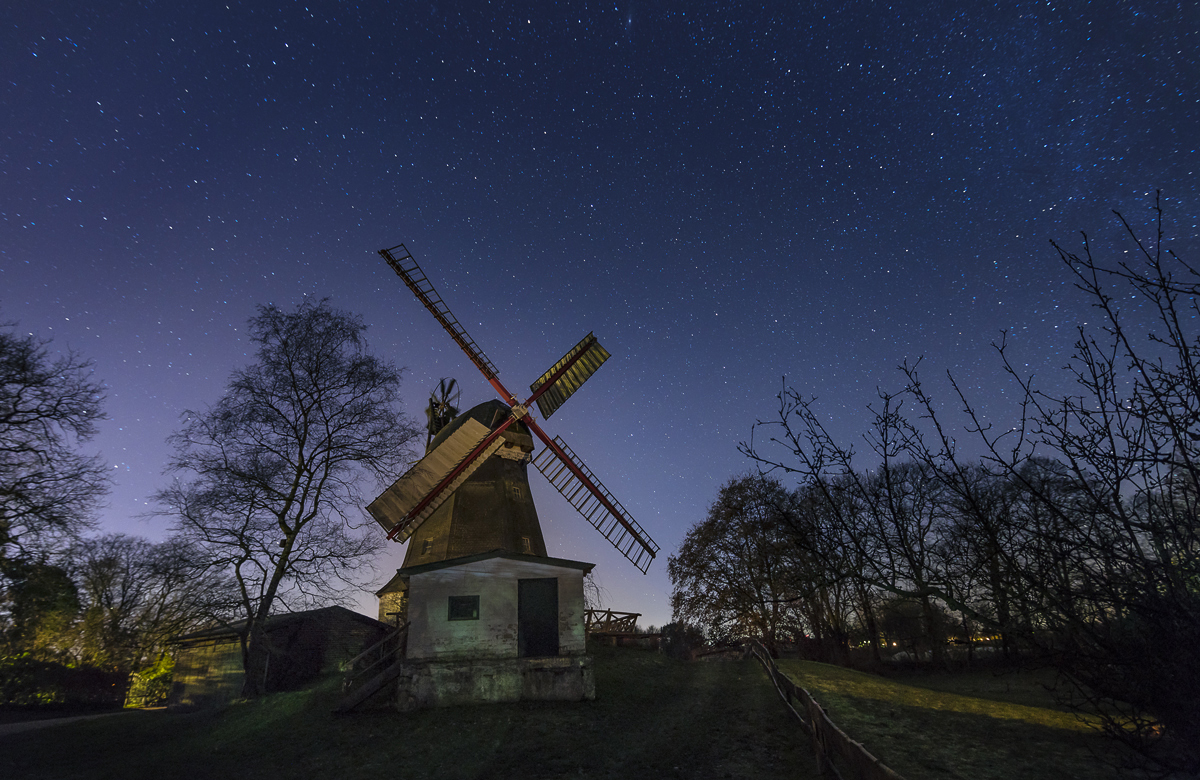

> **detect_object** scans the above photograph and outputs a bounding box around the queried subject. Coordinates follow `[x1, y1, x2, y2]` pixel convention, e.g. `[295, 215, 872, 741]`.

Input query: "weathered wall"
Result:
[395, 655, 595, 711]
[170, 607, 388, 706]
[376, 572, 409, 625]
[170, 639, 244, 707]
[406, 557, 587, 662]
[377, 588, 407, 626]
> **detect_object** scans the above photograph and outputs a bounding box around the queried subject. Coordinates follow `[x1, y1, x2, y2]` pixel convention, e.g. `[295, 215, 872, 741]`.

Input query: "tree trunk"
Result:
[240, 532, 295, 698]
[861, 588, 883, 664]
[921, 595, 944, 665]
[988, 550, 1016, 661]
[241, 615, 270, 697]
[961, 612, 975, 667]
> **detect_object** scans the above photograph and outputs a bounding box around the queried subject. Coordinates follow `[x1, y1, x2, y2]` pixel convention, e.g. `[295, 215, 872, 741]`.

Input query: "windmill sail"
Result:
[532, 435, 659, 573]
[529, 333, 611, 419]
[379, 245, 502, 384]
[378, 243, 660, 575]
[367, 418, 503, 543]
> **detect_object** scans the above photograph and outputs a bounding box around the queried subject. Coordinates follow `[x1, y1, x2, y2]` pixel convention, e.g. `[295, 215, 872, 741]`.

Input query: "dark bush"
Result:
[660, 622, 706, 660]
[0, 654, 125, 710]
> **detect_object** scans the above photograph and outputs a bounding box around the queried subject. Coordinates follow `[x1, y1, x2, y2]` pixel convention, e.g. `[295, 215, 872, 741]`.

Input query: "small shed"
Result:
[391, 549, 596, 709]
[170, 605, 389, 707]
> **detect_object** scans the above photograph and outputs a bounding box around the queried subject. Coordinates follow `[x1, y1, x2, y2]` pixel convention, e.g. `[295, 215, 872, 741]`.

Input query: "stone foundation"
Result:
[395, 655, 595, 711]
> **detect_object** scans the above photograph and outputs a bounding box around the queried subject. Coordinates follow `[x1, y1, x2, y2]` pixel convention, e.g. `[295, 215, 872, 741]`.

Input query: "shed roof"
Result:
[174, 605, 387, 644]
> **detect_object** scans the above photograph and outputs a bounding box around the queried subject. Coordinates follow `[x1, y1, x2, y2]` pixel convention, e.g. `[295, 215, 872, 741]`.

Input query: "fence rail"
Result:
[584, 609, 641, 634]
[748, 641, 905, 780]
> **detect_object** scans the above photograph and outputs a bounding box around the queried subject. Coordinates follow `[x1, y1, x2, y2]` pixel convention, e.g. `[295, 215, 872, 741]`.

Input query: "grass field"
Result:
[776, 659, 1137, 780]
[1, 645, 819, 780]
[2, 649, 1146, 780]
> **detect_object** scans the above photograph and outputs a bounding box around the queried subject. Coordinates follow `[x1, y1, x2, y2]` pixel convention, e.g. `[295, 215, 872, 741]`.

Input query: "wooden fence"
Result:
[584, 608, 640, 634]
[748, 641, 905, 780]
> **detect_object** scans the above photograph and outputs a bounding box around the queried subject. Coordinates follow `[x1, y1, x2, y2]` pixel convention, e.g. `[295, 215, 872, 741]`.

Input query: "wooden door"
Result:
[517, 578, 559, 658]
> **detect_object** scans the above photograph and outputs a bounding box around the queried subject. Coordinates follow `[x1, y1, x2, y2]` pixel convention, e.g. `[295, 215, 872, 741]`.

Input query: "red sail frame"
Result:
[378, 244, 658, 571]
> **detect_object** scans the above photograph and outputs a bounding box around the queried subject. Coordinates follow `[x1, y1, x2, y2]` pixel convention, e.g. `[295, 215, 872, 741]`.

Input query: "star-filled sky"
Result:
[3, 2, 1196, 627]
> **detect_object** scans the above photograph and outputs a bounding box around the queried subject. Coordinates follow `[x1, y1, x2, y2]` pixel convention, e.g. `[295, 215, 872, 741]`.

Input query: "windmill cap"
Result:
[427, 399, 534, 454]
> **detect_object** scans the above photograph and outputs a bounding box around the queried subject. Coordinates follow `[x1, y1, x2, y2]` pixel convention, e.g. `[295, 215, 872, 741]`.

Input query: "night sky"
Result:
[3, 2, 1196, 627]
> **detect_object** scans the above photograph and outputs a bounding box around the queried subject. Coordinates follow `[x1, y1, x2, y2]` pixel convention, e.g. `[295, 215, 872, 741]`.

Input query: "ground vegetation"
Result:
[0, 646, 1140, 780]
[1, 644, 816, 779]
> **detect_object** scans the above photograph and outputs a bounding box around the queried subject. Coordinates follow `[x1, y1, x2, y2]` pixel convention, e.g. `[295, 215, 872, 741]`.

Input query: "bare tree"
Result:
[956, 197, 1200, 772]
[742, 390, 984, 660]
[744, 196, 1200, 773]
[155, 300, 419, 697]
[0, 318, 107, 571]
[69, 534, 233, 675]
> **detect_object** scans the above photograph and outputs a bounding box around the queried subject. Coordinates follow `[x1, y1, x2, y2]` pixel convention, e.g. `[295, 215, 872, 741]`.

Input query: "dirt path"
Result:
[0, 711, 134, 738]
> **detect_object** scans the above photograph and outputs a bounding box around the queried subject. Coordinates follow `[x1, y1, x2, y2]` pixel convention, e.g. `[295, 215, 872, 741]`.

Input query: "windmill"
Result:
[340, 243, 660, 712]
[368, 244, 659, 574]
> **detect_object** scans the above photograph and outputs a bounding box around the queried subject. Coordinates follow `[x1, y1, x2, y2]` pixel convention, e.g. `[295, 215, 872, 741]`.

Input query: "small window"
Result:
[521, 536, 532, 554]
[448, 595, 480, 621]
[421, 539, 433, 556]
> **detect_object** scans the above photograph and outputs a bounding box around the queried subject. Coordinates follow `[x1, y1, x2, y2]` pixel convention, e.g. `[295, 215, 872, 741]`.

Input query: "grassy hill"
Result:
[2, 647, 1145, 780]
[777, 659, 1138, 780]
[1, 645, 818, 780]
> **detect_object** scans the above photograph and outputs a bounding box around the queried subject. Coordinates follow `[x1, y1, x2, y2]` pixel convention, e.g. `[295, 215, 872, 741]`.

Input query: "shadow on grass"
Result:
[778, 660, 1137, 780]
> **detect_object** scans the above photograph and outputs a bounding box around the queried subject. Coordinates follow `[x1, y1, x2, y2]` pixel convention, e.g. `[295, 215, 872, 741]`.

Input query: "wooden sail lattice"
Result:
[376, 244, 660, 573]
[529, 333, 610, 420]
[367, 419, 502, 543]
[532, 436, 659, 574]
[379, 244, 500, 382]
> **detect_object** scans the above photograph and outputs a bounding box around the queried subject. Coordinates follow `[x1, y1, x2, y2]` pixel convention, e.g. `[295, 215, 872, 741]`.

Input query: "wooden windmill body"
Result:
[400, 399, 548, 567]
[363, 245, 659, 711]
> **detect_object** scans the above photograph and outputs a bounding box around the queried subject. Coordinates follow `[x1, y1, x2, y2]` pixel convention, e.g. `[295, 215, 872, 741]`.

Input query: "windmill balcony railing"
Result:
[584, 609, 641, 635]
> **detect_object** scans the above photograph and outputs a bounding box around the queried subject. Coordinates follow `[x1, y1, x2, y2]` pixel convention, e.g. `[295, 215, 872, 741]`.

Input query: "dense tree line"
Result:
[0, 314, 216, 702]
[2, 534, 230, 698]
[671, 198, 1200, 773]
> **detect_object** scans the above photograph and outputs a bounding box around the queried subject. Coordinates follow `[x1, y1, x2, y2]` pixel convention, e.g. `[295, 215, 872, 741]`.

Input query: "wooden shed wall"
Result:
[171, 639, 244, 707]
[169, 608, 388, 707]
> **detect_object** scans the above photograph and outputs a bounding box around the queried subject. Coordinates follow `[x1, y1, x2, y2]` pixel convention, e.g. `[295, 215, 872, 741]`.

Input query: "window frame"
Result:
[447, 594, 480, 621]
